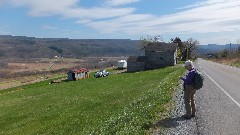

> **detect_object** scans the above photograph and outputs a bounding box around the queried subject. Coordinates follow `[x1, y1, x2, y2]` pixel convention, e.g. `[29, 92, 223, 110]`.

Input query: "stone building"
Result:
[145, 42, 178, 70]
[127, 42, 178, 72]
[127, 56, 146, 72]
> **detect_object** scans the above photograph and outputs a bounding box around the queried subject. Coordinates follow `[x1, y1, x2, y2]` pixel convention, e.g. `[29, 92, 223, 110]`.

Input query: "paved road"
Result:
[194, 58, 240, 135]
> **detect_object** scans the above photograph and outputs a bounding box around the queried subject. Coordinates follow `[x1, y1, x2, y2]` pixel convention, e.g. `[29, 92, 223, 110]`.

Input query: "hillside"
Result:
[196, 44, 240, 54]
[0, 35, 141, 59]
[0, 66, 185, 134]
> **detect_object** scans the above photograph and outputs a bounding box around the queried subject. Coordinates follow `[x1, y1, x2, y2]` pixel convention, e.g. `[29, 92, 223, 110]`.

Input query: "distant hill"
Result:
[196, 44, 240, 54]
[3, 35, 238, 58]
[0, 35, 142, 59]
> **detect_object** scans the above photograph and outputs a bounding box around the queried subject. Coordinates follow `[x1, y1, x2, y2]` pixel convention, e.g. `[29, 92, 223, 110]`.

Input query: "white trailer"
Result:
[117, 60, 127, 69]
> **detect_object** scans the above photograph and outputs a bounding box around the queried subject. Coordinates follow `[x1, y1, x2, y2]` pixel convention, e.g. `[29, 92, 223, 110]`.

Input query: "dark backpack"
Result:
[193, 69, 204, 90]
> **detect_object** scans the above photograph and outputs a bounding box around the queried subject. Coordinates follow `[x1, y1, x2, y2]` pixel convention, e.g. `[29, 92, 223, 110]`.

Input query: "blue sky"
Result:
[0, 0, 240, 44]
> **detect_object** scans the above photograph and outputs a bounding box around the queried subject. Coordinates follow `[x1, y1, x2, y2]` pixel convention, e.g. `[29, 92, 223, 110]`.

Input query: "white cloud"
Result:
[84, 0, 240, 37]
[104, 0, 139, 6]
[2, 0, 79, 16]
[85, 14, 155, 33]
[2, 0, 240, 44]
[152, 0, 240, 33]
[2, 0, 135, 19]
[63, 7, 135, 19]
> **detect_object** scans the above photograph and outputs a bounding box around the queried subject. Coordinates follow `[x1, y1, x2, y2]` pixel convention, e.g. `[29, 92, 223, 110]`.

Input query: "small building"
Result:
[127, 42, 178, 72]
[117, 60, 127, 69]
[127, 56, 146, 72]
[67, 68, 89, 81]
[145, 42, 178, 70]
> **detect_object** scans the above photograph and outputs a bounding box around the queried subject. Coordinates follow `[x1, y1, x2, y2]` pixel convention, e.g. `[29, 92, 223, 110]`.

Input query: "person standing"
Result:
[180, 60, 196, 119]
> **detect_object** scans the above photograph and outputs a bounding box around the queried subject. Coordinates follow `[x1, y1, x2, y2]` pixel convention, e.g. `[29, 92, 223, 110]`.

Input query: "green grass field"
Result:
[0, 66, 185, 135]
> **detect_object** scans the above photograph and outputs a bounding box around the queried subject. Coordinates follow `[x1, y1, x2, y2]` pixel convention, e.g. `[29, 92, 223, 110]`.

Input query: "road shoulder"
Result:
[150, 81, 198, 134]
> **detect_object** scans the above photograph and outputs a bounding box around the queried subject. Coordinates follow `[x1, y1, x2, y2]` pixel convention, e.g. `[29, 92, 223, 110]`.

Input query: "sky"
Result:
[0, 0, 240, 45]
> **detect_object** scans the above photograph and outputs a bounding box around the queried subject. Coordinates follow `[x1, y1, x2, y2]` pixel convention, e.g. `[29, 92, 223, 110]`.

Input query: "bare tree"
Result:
[171, 37, 199, 60]
[183, 38, 199, 60]
[139, 35, 163, 50]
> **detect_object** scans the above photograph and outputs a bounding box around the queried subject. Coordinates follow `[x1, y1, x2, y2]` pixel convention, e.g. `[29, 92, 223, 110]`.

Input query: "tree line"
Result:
[139, 35, 199, 61]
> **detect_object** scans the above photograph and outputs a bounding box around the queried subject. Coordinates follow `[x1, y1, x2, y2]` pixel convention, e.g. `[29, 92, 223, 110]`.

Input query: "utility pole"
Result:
[230, 43, 232, 52]
[186, 42, 190, 60]
[186, 44, 188, 60]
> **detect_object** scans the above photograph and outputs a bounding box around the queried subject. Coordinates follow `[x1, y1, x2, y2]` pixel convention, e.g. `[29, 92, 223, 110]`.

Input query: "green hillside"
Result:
[0, 66, 185, 134]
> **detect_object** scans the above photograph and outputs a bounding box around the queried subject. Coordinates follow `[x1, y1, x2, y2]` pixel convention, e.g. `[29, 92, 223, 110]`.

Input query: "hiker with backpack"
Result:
[179, 60, 198, 119]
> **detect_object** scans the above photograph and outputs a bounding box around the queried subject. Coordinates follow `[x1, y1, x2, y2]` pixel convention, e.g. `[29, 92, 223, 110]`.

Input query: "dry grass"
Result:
[0, 57, 127, 90]
[213, 58, 240, 67]
[6, 58, 83, 73]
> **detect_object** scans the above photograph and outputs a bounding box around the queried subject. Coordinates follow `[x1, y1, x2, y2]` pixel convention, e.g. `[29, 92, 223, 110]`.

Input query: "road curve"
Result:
[194, 58, 240, 135]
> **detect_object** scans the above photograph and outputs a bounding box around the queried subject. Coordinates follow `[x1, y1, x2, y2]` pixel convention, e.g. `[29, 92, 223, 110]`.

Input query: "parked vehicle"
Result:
[117, 60, 127, 69]
[94, 69, 109, 78]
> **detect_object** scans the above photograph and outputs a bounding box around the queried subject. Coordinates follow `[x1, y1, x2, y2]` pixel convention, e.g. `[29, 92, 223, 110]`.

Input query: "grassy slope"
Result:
[0, 66, 185, 135]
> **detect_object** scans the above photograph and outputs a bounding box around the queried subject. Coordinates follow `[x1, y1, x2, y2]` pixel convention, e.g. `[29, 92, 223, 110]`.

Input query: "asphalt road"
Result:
[194, 58, 240, 135]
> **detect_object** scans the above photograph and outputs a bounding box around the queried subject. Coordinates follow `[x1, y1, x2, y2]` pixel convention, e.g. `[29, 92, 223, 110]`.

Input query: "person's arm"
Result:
[180, 76, 186, 82]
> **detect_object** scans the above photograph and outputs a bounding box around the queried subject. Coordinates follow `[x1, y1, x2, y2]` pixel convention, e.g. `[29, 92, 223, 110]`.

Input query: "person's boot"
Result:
[182, 114, 191, 119]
